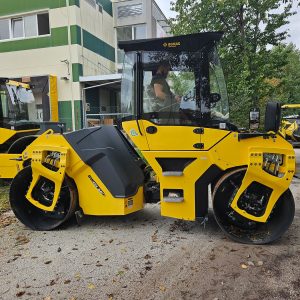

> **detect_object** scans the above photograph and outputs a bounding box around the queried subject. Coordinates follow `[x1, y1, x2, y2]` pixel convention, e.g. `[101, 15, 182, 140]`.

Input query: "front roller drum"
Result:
[212, 168, 295, 244]
[10, 166, 78, 231]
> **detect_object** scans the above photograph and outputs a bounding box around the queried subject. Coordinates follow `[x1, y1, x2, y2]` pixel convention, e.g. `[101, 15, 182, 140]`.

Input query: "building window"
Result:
[37, 13, 50, 35]
[12, 18, 24, 38]
[0, 12, 50, 41]
[134, 24, 146, 40]
[116, 24, 146, 65]
[117, 26, 133, 42]
[117, 24, 146, 42]
[24, 15, 37, 37]
[0, 19, 10, 40]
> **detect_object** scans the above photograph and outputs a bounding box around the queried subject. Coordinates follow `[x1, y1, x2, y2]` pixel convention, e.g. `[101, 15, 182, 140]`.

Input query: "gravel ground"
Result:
[0, 150, 299, 300]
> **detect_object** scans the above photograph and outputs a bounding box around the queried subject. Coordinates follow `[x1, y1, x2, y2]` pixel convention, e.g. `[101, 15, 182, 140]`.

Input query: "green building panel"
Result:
[72, 63, 83, 82]
[69, 0, 80, 7]
[0, 0, 88, 17]
[97, 0, 113, 16]
[70, 25, 82, 45]
[58, 101, 73, 131]
[0, 27, 68, 53]
[0, 0, 67, 17]
[82, 30, 115, 62]
[74, 100, 83, 130]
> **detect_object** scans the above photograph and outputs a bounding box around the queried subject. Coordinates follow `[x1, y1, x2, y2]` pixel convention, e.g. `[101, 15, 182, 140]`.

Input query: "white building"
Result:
[0, 0, 169, 129]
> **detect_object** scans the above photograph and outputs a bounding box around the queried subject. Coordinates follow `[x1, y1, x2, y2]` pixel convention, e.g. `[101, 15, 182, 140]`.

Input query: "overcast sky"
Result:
[155, 0, 300, 48]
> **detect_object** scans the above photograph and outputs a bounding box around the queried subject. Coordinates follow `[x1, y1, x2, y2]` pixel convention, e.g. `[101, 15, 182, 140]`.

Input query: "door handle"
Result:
[146, 126, 157, 134]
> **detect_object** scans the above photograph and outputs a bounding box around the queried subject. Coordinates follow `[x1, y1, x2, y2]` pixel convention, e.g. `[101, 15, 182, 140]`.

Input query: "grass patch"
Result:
[0, 186, 10, 214]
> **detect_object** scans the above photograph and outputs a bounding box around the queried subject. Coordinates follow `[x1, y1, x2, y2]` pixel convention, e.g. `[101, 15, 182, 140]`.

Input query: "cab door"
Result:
[141, 120, 201, 151]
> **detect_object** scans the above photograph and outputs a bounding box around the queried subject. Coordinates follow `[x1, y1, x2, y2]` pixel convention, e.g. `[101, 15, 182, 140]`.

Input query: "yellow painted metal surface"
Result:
[121, 120, 149, 150]
[0, 128, 16, 144]
[0, 154, 22, 179]
[124, 120, 201, 151]
[281, 104, 300, 109]
[142, 151, 213, 221]
[7, 80, 30, 89]
[230, 149, 295, 222]
[142, 120, 200, 151]
[0, 128, 39, 145]
[138, 129, 294, 223]
[200, 128, 230, 150]
[49, 75, 59, 122]
[24, 131, 144, 216]
[26, 145, 68, 212]
[18, 120, 295, 223]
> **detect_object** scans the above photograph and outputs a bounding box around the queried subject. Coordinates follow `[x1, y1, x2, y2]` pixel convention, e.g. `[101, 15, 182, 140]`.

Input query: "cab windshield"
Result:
[121, 47, 230, 126]
[0, 83, 39, 129]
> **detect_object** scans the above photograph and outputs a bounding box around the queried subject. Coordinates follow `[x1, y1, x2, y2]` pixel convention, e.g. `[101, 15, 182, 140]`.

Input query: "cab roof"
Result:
[118, 32, 223, 53]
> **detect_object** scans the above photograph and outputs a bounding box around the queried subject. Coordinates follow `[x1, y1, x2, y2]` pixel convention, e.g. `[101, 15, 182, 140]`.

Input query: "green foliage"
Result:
[168, 71, 195, 96]
[170, 0, 297, 127]
[268, 44, 300, 103]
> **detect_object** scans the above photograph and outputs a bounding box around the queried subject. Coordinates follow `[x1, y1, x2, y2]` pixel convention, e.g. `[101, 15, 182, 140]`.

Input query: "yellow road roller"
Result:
[9, 32, 296, 244]
[280, 104, 300, 144]
[0, 78, 63, 179]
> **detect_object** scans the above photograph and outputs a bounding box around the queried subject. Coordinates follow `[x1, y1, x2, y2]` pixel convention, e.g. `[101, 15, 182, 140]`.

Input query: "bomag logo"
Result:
[163, 41, 181, 48]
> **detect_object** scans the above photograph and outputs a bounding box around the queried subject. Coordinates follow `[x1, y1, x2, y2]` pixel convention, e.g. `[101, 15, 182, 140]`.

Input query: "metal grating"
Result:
[118, 4, 143, 18]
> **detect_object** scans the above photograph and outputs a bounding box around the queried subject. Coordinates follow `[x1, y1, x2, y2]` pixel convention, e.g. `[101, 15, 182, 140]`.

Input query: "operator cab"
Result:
[119, 32, 235, 130]
[0, 78, 40, 130]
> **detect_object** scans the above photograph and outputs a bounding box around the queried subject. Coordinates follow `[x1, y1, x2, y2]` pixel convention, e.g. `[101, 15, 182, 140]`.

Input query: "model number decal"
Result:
[88, 175, 105, 196]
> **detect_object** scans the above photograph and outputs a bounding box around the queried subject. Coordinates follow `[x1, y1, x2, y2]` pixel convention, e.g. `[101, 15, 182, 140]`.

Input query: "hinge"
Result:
[193, 143, 204, 149]
[193, 128, 204, 134]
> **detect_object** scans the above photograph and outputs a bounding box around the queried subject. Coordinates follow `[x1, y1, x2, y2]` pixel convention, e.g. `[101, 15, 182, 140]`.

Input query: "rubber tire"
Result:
[10, 166, 78, 231]
[212, 168, 295, 244]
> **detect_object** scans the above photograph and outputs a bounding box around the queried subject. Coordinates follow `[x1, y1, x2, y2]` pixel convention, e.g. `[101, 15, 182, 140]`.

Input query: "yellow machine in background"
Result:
[9, 33, 296, 244]
[0, 77, 61, 179]
[280, 104, 300, 144]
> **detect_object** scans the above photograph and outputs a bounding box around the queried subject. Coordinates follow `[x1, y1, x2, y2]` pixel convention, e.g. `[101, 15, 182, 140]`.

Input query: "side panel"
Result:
[141, 130, 295, 222]
[141, 120, 201, 151]
[0, 154, 22, 179]
[142, 151, 215, 221]
[64, 126, 145, 198]
[122, 120, 201, 151]
[0, 128, 16, 145]
[23, 131, 144, 216]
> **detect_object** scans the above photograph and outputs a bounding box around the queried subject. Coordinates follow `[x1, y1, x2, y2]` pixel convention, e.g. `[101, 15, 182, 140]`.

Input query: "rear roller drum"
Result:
[10, 166, 78, 230]
[212, 168, 295, 244]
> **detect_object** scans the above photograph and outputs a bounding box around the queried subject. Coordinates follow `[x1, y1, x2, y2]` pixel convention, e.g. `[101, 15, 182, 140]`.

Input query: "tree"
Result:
[170, 0, 297, 126]
[268, 44, 300, 103]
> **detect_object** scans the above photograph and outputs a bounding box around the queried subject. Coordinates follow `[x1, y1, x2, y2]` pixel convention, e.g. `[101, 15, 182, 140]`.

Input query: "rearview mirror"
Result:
[265, 102, 281, 132]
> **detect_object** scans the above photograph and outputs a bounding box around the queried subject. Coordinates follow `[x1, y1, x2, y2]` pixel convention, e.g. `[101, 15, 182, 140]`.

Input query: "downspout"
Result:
[66, 0, 76, 130]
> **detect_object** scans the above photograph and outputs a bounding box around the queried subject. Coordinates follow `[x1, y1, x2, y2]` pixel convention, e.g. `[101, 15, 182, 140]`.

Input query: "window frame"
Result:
[0, 18, 11, 41]
[0, 11, 50, 42]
